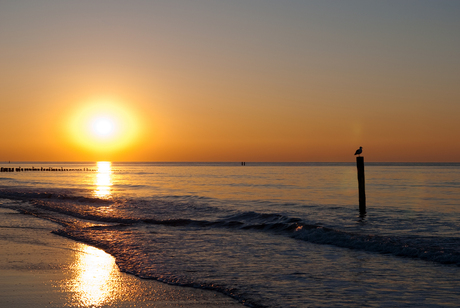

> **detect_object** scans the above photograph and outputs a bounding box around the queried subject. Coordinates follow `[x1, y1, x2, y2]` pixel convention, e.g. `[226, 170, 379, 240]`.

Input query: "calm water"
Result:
[1, 162, 460, 307]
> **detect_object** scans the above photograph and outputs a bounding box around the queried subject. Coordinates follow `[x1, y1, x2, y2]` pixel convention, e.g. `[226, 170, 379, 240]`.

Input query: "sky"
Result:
[1, 0, 459, 162]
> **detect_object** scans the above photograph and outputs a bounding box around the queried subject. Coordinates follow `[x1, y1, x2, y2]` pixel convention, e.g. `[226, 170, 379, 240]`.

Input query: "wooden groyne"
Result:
[1, 167, 96, 172]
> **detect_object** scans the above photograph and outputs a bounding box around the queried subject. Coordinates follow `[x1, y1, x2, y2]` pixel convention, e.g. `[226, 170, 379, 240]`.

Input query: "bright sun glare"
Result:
[68, 99, 141, 153]
[92, 118, 115, 137]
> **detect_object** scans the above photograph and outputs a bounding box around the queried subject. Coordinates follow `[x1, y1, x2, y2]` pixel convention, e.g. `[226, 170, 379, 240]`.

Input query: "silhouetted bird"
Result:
[354, 146, 363, 156]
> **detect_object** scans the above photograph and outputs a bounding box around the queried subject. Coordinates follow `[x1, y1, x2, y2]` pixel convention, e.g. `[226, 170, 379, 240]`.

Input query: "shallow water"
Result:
[1, 162, 460, 307]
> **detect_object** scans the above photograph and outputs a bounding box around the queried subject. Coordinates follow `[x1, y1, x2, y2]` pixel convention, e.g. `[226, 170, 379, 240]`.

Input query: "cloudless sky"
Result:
[1, 0, 459, 162]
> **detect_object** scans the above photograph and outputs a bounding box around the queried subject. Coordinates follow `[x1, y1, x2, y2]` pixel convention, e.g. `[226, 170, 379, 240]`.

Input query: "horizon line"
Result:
[1, 161, 460, 164]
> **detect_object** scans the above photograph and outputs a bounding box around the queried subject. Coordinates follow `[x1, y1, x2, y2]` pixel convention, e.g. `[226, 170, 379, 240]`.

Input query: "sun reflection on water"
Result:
[95, 161, 112, 198]
[67, 244, 120, 307]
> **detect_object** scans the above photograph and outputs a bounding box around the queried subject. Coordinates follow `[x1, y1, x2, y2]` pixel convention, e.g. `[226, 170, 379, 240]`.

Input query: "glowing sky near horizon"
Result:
[1, 0, 459, 162]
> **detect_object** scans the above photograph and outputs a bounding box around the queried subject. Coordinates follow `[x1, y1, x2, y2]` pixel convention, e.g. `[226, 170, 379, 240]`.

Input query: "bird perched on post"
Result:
[354, 146, 363, 156]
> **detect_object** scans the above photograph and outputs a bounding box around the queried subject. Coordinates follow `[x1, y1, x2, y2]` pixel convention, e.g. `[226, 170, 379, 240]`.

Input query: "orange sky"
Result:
[1, 1, 459, 162]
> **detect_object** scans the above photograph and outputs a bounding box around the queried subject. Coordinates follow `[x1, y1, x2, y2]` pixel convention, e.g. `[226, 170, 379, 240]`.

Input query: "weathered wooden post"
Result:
[356, 156, 366, 213]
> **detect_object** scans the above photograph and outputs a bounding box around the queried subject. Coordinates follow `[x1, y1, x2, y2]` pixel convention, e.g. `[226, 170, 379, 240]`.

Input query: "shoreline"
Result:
[0, 207, 242, 308]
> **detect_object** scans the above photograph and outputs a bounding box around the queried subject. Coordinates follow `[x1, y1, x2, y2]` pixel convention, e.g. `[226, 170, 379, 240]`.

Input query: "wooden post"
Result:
[356, 156, 366, 213]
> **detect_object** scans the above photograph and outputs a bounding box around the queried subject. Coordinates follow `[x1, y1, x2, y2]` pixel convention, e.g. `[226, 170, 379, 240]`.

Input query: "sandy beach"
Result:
[0, 207, 242, 308]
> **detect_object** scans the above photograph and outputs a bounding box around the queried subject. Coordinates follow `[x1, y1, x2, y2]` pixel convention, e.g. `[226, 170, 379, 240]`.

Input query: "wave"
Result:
[2, 188, 460, 268]
[91, 209, 460, 267]
[0, 189, 110, 204]
[216, 212, 460, 266]
[141, 212, 460, 267]
[3, 189, 460, 308]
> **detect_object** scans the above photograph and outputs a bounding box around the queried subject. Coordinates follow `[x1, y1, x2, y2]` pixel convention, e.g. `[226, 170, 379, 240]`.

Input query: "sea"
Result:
[1, 162, 459, 307]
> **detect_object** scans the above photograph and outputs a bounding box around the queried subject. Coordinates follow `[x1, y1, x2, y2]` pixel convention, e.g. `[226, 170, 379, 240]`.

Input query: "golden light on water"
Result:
[95, 161, 112, 199]
[67, 99, 141, 153]
[67, 244, 121, 307]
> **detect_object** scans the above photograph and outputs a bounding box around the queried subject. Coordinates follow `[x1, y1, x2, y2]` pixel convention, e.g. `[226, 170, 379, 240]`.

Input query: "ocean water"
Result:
[1, 162, 460, 307]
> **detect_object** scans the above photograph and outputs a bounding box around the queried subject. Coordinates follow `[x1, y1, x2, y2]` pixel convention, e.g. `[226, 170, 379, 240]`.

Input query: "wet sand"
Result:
[0, 208, 242, 307]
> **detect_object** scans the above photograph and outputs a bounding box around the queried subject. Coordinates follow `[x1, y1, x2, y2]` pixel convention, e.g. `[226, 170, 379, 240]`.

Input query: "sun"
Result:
[67, 99, 141, 154]
[84, 112, 121, 143]
[91, 117, 115, 138]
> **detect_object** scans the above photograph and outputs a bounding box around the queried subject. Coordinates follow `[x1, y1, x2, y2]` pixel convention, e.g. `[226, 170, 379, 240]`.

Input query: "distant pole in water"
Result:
[355, 153, 366, 214]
